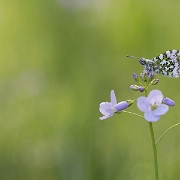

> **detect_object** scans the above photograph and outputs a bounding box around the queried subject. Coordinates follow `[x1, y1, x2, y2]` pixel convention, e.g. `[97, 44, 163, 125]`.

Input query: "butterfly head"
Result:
[139, 58, 146, 66]
[126, 55, 151, 69]
[126, 55, 147, 66]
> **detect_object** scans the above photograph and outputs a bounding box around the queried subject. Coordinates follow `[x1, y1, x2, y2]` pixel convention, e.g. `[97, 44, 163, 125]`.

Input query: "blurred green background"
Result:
[0, 0, 180, 179]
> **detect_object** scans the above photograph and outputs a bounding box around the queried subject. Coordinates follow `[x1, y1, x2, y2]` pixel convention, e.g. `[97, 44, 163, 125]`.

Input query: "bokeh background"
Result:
[0, 0, 180, 179]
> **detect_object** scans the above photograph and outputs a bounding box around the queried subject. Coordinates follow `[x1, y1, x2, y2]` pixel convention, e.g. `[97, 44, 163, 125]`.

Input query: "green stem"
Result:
[145, 84, 158, 179]
[145, 83, 152, 90]
[149, 122, 158, 180]
[122, 110, 144, 119]
[156, 122, 180, 146]
[145, 89, 148, 97]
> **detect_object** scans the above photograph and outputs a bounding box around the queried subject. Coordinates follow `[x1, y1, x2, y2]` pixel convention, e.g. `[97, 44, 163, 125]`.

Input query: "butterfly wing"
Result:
[152, 50, 180, 78]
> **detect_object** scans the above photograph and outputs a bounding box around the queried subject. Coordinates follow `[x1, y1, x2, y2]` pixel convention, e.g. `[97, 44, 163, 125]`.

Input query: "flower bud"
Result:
[140, 72, 150, 82]
[149, 72, 154, 79]
[130, 85, 139, 91]
[132, 73, 139, 82]
[148, 72, 154, 81]
[151, 79, 159, 85]
[138, 86, 145, 92]
[140, 73, 146, 81]
[163, 97, 175, 106]
[114, 101, 128, 112]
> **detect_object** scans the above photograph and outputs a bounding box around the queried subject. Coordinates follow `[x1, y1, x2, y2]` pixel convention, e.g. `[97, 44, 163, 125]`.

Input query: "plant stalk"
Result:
[149, 122, 158, 180]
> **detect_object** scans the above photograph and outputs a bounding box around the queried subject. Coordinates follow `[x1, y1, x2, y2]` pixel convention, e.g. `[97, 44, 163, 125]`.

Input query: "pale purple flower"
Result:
[99, 90, 128, 120]
[137, 90, 169, 122]
[163, 97, 175, 106]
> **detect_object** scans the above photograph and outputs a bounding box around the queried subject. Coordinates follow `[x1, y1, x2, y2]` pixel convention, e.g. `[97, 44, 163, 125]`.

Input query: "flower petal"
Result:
[99, 114, 112, 120]
[153, 104, 169, 116]
[144, 111, 160, 122]
[148, 90, 163, 105]
[137, 97, 150, 112]
[110, 90, 117, 106]
[99, 102, 113, 115]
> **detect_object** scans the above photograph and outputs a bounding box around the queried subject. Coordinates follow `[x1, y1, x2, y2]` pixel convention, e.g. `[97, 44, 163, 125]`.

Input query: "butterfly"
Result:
[127, 50, 180, 78]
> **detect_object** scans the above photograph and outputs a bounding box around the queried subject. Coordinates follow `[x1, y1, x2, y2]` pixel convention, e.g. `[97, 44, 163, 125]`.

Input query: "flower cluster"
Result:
[99, 72, 175, 122]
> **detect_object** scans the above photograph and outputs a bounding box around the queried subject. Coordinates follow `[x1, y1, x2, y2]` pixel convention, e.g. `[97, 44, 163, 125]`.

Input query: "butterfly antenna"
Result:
[126, 55, 140, 59]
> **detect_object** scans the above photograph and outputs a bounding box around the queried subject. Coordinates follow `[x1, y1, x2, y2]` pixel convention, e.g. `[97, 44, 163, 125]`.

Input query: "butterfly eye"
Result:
[139, 58, 146, 66]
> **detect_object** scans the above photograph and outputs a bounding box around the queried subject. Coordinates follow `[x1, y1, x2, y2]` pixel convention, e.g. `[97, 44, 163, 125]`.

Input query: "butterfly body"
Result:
[138, 50, 180, 78]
